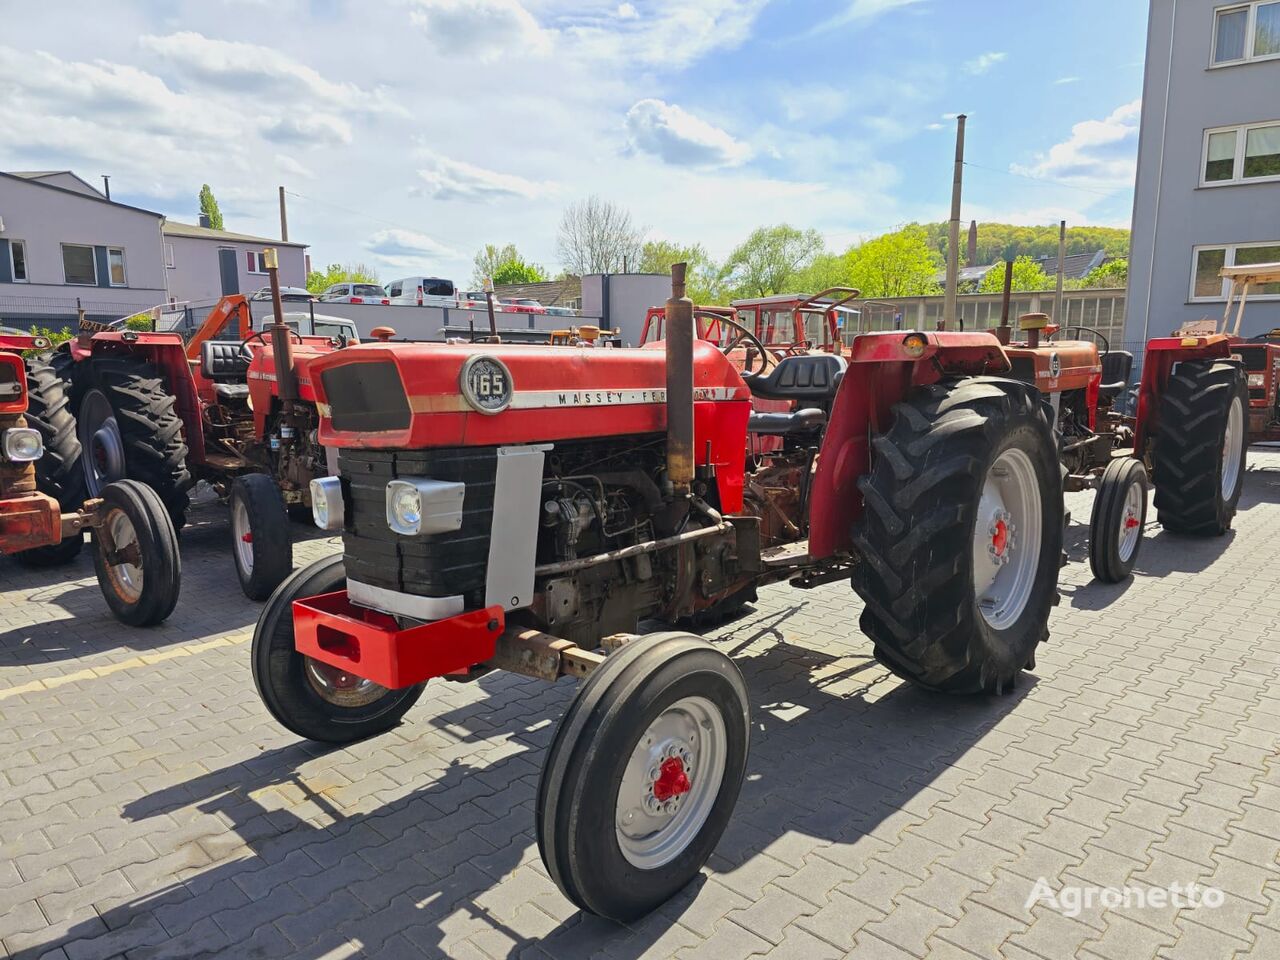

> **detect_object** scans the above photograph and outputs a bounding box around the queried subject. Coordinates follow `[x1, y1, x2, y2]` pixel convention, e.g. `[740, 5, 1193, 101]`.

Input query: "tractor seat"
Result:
[215, 382, 251, 401]
[1098, 350, 1134, 401]
[743, 354, 847, 402]
[200, 340, 250, 382]
[748, 408, 826, 436]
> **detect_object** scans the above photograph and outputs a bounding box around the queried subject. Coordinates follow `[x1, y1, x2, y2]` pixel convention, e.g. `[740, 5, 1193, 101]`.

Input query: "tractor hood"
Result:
[309, 340, 751, 449]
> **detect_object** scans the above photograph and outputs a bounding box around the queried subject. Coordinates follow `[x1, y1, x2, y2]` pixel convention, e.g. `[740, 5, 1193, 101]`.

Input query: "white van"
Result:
[387, 277, 457, 306]
[255, 310, 360, 343]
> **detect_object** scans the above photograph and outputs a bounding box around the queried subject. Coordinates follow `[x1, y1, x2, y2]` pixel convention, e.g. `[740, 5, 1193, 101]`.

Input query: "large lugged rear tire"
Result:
[14, 358, 87, 567]
[78, 358, 192, 531]
[251, 555, 427, 743]
[92, 480, 181, 626]
[537, 632, 750, 922]
[1151, 359, 1247, 535]
[851, 377, 1063, 694]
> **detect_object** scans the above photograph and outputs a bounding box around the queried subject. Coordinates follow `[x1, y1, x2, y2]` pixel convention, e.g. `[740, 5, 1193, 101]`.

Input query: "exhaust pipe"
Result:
[665, 262, 694, 498]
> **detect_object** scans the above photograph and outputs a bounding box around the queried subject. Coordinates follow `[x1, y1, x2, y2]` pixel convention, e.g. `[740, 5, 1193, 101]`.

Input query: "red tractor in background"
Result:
[46, 258, 351, 600]
[1212, 262, 1280, 443]
[2, 332, 180, 625]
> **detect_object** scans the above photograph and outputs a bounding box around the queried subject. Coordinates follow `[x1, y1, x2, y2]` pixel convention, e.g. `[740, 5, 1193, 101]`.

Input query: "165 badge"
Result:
[460, 355, 513, 414]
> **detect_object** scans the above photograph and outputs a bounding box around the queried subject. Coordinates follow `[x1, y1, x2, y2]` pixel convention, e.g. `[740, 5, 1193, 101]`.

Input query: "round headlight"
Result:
[312, 492, 330, 529]
[390, 484, 421, 529]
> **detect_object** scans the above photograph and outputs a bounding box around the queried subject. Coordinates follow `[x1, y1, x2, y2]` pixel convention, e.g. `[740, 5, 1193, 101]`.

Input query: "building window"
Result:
[164, 242, 175, 268]
[8, 241, 28, 282]
[1191, 242, 1280, 300]
[246, 251, 267, 274]
[107, 247, 127, 286]
[61, 244, 97, 285]
[1201, 121, 1280, 184]
[1212, 2, 1280, 65]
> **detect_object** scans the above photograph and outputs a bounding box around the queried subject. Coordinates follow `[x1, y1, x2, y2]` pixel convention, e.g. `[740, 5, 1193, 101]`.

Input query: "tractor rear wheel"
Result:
[1151, 359, 1247, 535]
[251, 555, 427, 743]
[14, 358, 86, 567]
[537, 631, 749, 922]
[851, 377, 1063, 694]
[77, 358, 191, 531]
[92, 480, 181, 626]
[1089, 458, 1148, 583]
[230, 474, 293, 600]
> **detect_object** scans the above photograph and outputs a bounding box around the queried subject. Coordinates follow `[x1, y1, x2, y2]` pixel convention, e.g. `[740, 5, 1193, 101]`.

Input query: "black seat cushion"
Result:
[748, 408, 826, 436]
[744, 354, 847, 402]
[200, 341, 249, 382]
[1098, 350, 1133, 399]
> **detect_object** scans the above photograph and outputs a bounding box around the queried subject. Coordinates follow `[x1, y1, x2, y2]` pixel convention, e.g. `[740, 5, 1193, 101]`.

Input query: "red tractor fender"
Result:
[1132, 334, 1235, 456]
[808, 331, 1011, 559]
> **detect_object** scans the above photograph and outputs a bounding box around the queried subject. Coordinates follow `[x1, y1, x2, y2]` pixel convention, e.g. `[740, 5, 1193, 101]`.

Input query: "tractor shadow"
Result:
[13, 597, 1035, 960]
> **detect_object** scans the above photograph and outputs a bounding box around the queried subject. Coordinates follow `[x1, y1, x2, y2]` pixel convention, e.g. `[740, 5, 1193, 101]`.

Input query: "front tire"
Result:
[251, 555, 426, 743]
[1151, 359, 1247, 535]
[14, 359, 86, 567]
[230, 474, 293, 600]
[537, 632, 750, 922]
[851, 377, 1063, 694]
[92, 480, 181, 626]
[1089, 458, 1148, 583]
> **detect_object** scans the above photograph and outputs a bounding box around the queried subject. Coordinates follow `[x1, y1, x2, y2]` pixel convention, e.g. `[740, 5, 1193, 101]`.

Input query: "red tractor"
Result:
[2, 333, 180, 624]
[1213, 262, 1280, 443]
[49, 268, 350, 600]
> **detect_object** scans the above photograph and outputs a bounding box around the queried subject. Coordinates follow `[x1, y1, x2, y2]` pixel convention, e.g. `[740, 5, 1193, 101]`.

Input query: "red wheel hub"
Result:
[241, 531, 253, 543]
[991, 519, 1009, 557]
[652, 757, 691, 802]
[1124, 516, 1140, 530]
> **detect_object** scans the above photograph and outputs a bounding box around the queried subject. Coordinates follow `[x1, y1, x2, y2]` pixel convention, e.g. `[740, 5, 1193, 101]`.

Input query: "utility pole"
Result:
[1053, 220, 1066, 321]
[278, 186, 289, 242]
[943, 114, 967, 331]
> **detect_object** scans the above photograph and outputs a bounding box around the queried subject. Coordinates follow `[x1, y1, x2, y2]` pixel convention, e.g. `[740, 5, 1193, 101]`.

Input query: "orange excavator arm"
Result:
[183, 295, 253, 360]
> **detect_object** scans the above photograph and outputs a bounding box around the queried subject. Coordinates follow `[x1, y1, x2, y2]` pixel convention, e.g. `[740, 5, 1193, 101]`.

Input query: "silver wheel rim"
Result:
[80, 389, 126, 496]
[616, 695, 726, 870]
[1118, 477, 1144, 563]
[231, 497, 254, 577]
[304, 659, 388, 708]
[1222, 395, 1243, 500]
[973, 448, 1043, 631]
[102, 507, 143, 603]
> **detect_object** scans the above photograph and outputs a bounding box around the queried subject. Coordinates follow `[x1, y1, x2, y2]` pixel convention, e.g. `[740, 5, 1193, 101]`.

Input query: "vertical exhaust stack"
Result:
[665, 262, 694, 498]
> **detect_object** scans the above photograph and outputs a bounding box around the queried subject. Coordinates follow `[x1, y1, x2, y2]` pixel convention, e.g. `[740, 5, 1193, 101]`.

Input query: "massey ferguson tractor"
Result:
[1211, 261, 1280, 444]
[49, 256, 348, 600]
[1, 333, 180, 625]
[250, 263, 1247, 920]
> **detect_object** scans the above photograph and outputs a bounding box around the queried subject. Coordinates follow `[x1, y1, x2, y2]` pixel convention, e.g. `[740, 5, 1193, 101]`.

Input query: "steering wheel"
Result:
[716, 315, 773, 377]
[239, 328, 303, 361]
[1052, 324, 1111, 355]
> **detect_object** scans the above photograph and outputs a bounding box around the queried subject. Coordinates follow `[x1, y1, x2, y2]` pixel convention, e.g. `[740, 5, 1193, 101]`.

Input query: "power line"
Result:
[962, 160, 1129, 201]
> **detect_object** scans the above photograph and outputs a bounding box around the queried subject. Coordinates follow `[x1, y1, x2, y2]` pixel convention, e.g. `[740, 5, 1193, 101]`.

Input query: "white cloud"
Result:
[822, 0, 926, 27]
[962, 51, 1006, 75]
[566, 1, 768, 68]
[617, 2, 638, 18]
[1055, 76, 1079, 85]
[624, 99, 751, 167]
[1012, 99, 1141, 188]
[274, 154, 315, 180]
[261, 114, 353, 145]
[777, 84, 848, 124]
[365, 228, 458, 267]
[408, 0, 553, 61]
[414, 150, 551, 202]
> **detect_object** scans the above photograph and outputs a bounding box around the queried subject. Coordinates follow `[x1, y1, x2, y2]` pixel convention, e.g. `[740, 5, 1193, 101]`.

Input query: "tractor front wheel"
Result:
[230, 474, 293, 600]
[851, 377, 1063, 694]
[1089, 458, 1148, 583]
[251, 555, 426, 743]
[92, 480, 181, 626]
[1151, 359, 1247, 535]
[537, 632, 749, 922]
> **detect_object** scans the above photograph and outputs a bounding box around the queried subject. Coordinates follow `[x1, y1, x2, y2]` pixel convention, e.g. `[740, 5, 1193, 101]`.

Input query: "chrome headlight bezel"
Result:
[385, 477, 466, 537]
[2, 427, 43, 463]
[310, 476, 344, 531]
[1248, 372, 1265, 388]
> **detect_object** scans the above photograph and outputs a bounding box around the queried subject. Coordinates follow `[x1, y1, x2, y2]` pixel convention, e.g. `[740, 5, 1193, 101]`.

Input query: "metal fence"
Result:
[0, 294, 160, 332]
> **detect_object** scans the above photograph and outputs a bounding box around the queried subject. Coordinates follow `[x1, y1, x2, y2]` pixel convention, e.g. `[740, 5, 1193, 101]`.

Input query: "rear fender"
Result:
[1133, 335, 1234, 456]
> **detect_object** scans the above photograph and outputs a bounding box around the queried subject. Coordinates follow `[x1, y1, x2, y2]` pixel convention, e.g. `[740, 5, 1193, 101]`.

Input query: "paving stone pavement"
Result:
[3, 454, 1280, 959]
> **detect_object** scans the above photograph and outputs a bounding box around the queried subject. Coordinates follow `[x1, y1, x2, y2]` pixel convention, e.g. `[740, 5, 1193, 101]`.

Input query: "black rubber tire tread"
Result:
[1088, 458, 1148, 583]
[14, 358, 87, 566]
[92, 480, 181, 626]
[230, 474, 293, 601]
[1151, 359, 1247, 536]
[82, 358, 192, 531]
[536, 631, 750, 922]
[251, 554, 427, 743]
[850, 377, 1063, 694]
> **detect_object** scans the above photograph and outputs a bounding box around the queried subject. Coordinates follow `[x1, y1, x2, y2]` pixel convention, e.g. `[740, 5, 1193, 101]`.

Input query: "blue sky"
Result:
[0, 0, 1149, 282]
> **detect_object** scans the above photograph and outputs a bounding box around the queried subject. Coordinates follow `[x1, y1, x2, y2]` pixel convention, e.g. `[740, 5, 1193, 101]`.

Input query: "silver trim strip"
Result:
[486, 443, 553, 610]
[347, 578, 464, 622]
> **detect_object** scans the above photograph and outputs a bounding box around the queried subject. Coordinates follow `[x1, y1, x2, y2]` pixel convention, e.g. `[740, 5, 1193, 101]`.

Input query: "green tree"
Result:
[637, 240, 721, 303]
[977, 256, 1054, 293]
[923, 222, 1129, 265]
[471, 244, 548, 287]
[791, 252, 853, 296]
[1079, 258, 1127, 289]
[198, 184, 224, 231]
[305, 262, 381, 294]
[844, 225, 942, 298]
[723, 224, 824, 297]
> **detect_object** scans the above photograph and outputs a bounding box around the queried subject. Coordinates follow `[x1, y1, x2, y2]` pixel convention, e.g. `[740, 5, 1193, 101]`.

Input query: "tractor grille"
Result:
[1007, 355, 1035, 385]
[338, 447, 497, 606]
[321, 361, 411, 432]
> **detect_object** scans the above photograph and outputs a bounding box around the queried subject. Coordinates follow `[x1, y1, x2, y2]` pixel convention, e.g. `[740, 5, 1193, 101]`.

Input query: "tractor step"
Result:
[761, 540, 811, 568]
